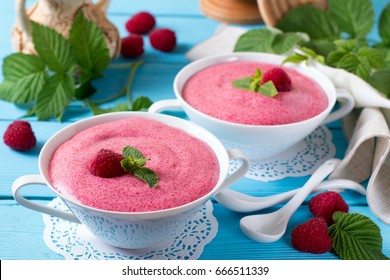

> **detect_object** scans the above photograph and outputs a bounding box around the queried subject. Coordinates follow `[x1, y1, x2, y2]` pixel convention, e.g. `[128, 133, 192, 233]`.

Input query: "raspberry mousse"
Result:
[182, 62, 328, 125]
[49, 117, 219, 212]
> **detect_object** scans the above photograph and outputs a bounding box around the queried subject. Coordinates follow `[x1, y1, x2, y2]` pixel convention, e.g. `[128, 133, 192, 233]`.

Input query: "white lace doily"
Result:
[43, 198, 218, 260]
[229, 126, 336, 182]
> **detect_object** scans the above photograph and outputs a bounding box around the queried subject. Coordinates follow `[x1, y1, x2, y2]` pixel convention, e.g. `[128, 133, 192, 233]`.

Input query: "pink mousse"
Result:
[49, 118, 219, 212]
[182, 62, 328, 125]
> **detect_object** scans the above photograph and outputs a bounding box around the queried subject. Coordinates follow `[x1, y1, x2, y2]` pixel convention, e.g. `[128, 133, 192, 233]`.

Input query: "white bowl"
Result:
[12, 112, 249, 249]
[149, 52, 355, 161]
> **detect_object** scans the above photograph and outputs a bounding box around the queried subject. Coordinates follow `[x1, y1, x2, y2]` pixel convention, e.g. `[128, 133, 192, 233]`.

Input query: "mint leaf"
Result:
[328, 0, 374, 38]
[369, 68, 390, 97]
[133, 167, 158, 188]
[231, 68, 278, 97]
[234, 28, 303, 55]
[31, 21, 75, 73]
[276, 5, 339, 40]
[231, 77, 251, 90]
[88, 101, 129, 115]
[35, 74, 75, 120]
[303, 39, 336, 57]
[329, 212, 389, 260]
[379, 3, 390, 44]
[258, 81, 278, 97]
[122, 146, 144, 159]
[120, 146, 159, 188]
[131, 96, 153, 111]
[69, 11, 110, 80]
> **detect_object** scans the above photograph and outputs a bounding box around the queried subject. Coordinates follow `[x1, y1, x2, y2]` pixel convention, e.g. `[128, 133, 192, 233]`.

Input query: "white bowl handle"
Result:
[321, 88, 355, 125]
[217, 149, 250, 193]
[148, 99, 183, 113]
[12, 174, 81, 224]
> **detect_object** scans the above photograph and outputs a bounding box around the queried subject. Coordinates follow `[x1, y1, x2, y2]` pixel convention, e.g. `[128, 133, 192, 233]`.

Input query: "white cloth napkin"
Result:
[186, 25, 390, 225]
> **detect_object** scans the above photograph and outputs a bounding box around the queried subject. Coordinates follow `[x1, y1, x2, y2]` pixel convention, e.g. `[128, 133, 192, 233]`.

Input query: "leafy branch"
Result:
[0, 11, 152, 121]
[234, 0, 390, 98]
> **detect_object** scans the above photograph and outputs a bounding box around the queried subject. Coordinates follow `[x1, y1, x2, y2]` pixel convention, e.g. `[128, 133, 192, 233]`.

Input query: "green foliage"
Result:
[234, 0, 390, 97]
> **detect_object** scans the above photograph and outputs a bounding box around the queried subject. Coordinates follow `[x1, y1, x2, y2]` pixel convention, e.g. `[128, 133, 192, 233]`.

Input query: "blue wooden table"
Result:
[1, 0, 390, 260]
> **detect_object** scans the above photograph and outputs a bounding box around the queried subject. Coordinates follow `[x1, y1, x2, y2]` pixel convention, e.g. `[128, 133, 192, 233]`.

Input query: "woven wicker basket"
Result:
[200, 0, 327, 26]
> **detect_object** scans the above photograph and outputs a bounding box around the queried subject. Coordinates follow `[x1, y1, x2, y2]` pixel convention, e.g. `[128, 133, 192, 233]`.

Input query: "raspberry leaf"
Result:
[234, 28, 303, 55]
[328, 0, 374, 39]
[69, 11, 110, 82]
[35, 74, 75, 120]
[379, 3, 390, 45]
[131, 96, 153, 111]
[31, 21, 76, 73]
[329, 212, 390, 260]
[2, 53, 48, 104]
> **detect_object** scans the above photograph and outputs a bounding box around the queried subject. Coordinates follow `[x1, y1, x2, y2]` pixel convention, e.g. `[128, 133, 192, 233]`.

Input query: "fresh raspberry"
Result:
[309, 191, 349, 225]
[291, 217, 332, 254]
[262, 68, 292, 92]
[149, 28, 176, 52]
[120, 34, 144, 58]
[90, 149, 126, 178]
[3, 120, 36, 151]
[125, 11, 156, 35]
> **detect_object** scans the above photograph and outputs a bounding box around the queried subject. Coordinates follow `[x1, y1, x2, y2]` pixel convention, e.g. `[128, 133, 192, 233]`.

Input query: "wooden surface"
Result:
[1, 0, 390, 260]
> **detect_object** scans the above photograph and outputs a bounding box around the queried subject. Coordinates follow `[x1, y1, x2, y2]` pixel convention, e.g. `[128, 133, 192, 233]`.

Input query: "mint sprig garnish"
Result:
[234, 0, 390, 98]
[329, 212, 390, 260]
[120, 146, 158, 188]
[232, 68, 278, 97]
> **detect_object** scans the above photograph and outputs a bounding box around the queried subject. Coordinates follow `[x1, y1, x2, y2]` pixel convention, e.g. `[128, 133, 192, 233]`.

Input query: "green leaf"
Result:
[258, 81, 278, 97]
[69, 11, 110, 78]
[326, 50, 347, 67]
[74, 81, 97, 100]
[231, 77, 251, 90]
[328, 0, 374, 38]
[329, 212, 389, 260]
[358, 47, 386, 69]
[131, 96, 153, 111]
[379, 3, 390, 44]
[122, 145, 144, 159]
[0, 81, 14, 102]
[369, 68, 390, 97]
[133, 167, 158, 188]
[303, 39, 336, 57]
[234, 28, 303, 55]
[35, 74, 75, 120]
[282, 53, 309, 64]
[3, 53, 46, 82]
[271, 32, 304, 54]
[31, 21, 75, 73]
[276, 5, 339, 40]
[2, 53, 48, 103]
[337, 53, 371, 80]
[234, 29, 276, 53]
[88, 101, 129, 115]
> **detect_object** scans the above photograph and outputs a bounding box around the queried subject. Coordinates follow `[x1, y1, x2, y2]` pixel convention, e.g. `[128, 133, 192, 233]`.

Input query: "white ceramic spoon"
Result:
[214, 179, 365, 213]
[239, 158, 340, 243]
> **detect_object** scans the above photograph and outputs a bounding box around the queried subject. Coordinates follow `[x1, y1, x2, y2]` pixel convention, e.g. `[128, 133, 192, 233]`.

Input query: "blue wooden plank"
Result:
[1, 200, 389, 260]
